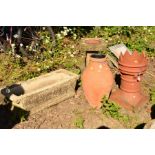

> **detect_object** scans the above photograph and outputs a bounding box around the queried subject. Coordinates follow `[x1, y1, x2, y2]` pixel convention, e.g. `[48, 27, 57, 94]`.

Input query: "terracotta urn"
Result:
[110, 51, 149, 110]
[81, 54, 114, 108]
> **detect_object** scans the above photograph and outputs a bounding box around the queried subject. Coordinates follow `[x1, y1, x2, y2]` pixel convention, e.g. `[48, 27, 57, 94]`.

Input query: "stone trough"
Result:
[0, 69, 79, 114]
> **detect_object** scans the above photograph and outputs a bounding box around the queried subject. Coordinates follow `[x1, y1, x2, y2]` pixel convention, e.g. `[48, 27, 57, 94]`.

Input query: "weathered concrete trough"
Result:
[1, 69, 79, 114]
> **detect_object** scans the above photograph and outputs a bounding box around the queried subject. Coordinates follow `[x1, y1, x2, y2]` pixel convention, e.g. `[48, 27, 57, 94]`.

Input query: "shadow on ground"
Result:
[134, 123, 146, 129]
[150, 104, 155, 119]
[0, 84, 29, 129]
[134, 104, 155, 129]
[97, 123, 148, 129]
[0, 103, 29, 129]
[97, 125, 110, 129]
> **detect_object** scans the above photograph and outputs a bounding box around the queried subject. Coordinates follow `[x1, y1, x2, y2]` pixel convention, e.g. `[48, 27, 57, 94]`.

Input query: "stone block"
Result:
[0, 69, 79, 114]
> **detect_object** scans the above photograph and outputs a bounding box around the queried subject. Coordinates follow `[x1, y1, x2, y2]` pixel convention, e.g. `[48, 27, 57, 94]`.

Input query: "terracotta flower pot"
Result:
[110, 51, 149, 110]
[81, 54, 114, 108]
[80, 38, 107, 66]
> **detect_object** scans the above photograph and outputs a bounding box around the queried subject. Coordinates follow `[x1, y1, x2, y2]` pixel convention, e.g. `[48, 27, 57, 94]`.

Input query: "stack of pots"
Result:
[110, 51, 148, 110]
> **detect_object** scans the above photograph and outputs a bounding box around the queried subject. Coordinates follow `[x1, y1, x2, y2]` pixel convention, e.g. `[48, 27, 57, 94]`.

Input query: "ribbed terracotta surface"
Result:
[110, 51, 148, 110]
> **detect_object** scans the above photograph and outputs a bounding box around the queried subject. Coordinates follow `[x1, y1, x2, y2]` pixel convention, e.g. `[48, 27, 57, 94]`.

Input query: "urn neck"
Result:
[89, 54, 106, 63]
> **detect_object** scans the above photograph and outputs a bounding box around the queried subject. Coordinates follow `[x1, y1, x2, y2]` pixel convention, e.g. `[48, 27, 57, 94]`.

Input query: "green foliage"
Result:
[101, 96, 120, 119]
[0, 26, 155, 87]
[88, 26, 155, 55]
[101, 96, 130, 122]
[150, 88, 155, 104]
[74, 115, 85, 129]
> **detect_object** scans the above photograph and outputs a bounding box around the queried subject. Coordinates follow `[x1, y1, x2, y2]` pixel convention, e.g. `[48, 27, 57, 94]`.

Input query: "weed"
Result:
[101, 96, 130, 122]
[74, 115, 85, 128]
[150, 88, 155, 104]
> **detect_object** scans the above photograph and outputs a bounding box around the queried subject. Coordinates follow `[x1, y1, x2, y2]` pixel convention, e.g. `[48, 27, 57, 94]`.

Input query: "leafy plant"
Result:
[101, 96, 130, 122]
[74, 116, 85, 129]
[150, 88, 155, 104]
[88, 26, 155, 55]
